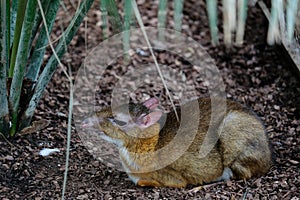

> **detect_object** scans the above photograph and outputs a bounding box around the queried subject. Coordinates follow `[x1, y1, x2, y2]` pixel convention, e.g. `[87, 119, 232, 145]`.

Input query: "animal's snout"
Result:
[81, 115, 102, 128]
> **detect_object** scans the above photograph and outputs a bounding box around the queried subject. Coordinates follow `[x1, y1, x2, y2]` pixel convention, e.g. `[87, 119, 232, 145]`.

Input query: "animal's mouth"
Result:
[81, 115, 103, 131]
[81, 116, 107, 139]
[81, 117, 122, 145]
[82, 115, 99, 125]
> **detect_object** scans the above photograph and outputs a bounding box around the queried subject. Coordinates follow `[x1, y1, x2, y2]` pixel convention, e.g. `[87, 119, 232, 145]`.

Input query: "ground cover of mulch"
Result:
[0, 0, 299, 199]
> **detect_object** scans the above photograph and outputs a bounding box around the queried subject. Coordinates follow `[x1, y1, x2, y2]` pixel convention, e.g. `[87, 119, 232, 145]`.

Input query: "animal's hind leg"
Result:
[218, 111, 272, 179]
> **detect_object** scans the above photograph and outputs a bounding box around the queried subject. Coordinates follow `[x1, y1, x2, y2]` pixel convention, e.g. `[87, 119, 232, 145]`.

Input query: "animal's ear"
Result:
[137, 111, 162, 128]
[143, 97, 159, 110]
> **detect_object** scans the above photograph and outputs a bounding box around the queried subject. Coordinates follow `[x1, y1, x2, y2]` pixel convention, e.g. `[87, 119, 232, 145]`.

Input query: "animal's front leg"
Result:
[132, 169, 188, 188]
[136, 176, 186, 188]
[137, 179, 162, 187]
[127, 172, 163, 187]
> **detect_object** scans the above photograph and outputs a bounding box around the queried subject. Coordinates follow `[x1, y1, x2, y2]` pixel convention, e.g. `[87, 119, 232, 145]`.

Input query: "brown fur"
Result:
[84, 97, 272, 188]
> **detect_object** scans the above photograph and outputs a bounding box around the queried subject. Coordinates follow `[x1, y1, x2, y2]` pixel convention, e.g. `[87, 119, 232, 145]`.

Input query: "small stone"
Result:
[5, 155, 14, 161]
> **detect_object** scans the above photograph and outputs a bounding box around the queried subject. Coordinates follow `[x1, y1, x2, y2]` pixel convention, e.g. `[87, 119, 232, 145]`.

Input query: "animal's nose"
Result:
[81, 115, 100, 128]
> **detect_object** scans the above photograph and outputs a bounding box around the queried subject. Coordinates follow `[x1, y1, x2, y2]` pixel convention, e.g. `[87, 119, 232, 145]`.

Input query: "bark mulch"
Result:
[0, 0, 299, 199]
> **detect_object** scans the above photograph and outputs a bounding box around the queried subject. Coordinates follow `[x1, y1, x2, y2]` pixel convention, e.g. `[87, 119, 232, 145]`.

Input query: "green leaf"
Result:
[100, 0, 109, 39]
[20, 0, 94, 129]
[206, 0, 219, 45]
[236, 0, 248, 45]
[10, 0, 18, 48]
[123, 0, 133, 62]
[9, 0, 37, 136]
[29, 0, 51, 53]
[9, 0, 27, 77]
[26, 0, 60, 81]
[222, 0, 236, 46]
[106, 0, 123, 34]
[0, 0, 10, 136]
[5, 0, 10, 73]
[287, 0, 299, 41]
[124, 0, 132, 31]
[158, 0, 167, 41]
[268, 0, 280, 44]
[174, 0, 183, 32]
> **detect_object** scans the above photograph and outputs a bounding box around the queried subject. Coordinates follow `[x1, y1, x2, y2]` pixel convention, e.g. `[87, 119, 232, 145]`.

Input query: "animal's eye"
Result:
[114, 119, 127, 126]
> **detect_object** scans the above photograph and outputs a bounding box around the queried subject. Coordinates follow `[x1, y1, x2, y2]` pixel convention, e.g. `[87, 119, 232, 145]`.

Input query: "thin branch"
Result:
[131, 0, 179, 121]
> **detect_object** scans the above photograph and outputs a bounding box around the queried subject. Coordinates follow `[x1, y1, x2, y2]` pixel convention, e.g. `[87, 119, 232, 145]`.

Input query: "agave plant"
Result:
[0, 0, 94, 137]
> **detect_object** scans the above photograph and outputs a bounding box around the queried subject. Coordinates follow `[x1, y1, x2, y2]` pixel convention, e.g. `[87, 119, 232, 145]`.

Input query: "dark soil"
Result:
[1, 0, 299, 199]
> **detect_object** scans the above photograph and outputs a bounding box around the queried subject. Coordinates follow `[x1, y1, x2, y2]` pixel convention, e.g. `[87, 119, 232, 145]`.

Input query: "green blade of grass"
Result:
[174, 0, 183, 32]
[26, 0, 60, 81]
[20, 0, 94, 129]
[100, 0, 109, 39]
[0, 0, 10, 136]
[106, 0, 123, 34]
[9, 0, 37, 136]
[158, 0, 167, 41]
[206, 0, 219, 45]
[9, 0, 27, 77]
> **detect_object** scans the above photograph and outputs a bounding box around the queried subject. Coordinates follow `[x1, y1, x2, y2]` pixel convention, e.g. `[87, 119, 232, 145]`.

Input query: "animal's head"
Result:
[81, 98, 163, 146]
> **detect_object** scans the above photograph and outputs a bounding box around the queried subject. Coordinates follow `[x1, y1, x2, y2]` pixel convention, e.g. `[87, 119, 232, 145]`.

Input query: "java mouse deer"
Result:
[82, 97, 272, 188]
